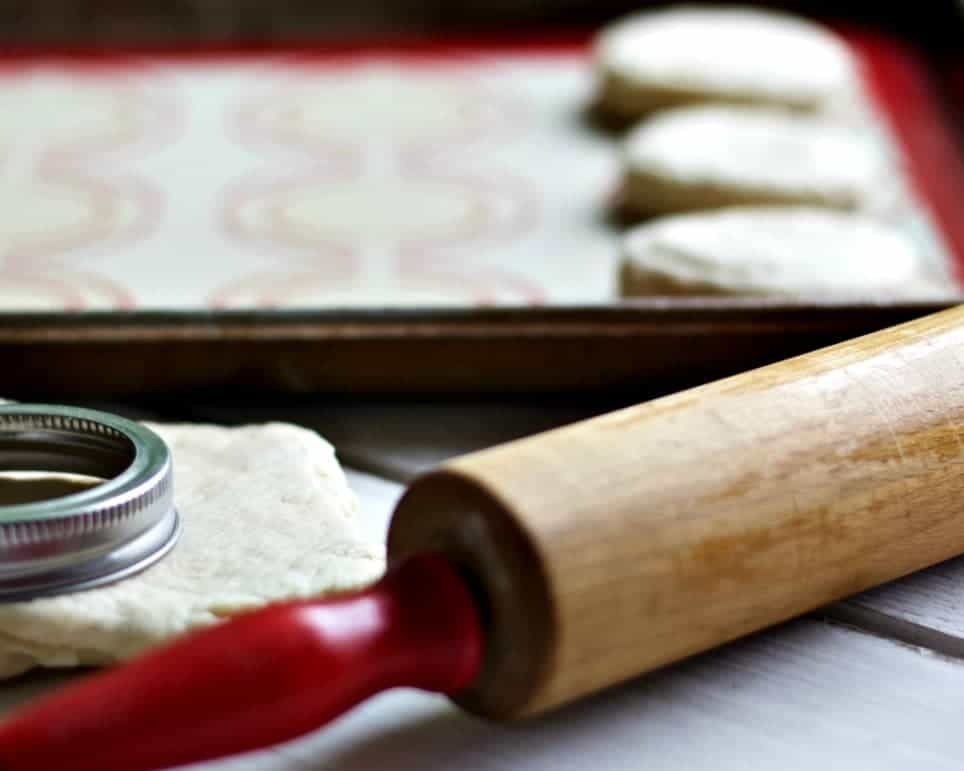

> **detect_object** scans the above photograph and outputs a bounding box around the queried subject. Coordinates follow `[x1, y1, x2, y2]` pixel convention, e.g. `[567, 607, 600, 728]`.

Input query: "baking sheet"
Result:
[0, 28, 962, 396]
[0, 29, 961, 312]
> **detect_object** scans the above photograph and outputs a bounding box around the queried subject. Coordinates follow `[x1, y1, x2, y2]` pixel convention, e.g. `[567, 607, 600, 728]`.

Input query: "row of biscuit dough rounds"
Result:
[592, 4, 931, 298]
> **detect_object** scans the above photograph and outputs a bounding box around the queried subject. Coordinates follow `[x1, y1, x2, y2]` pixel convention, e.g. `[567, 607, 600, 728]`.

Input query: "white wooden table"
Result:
[4, 398, 964, 769]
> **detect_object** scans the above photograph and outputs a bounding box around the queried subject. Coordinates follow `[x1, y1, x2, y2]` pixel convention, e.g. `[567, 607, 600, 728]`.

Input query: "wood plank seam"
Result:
[825, 603, 964, 663]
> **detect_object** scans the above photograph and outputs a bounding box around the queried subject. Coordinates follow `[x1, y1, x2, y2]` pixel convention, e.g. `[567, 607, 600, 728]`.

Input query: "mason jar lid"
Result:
[0, 404, 180, 601]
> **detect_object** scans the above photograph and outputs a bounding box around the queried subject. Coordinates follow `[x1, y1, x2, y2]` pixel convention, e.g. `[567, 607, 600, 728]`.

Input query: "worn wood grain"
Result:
[3, 464, 964, 767]
[831, 558, 964, 658]
[273, 621, 964, 771]
[390, 306, 964, 717]
[348, 458, 964, 670]
[51, 399, 964, 684]
[358, 451, 964, 669]
[190, 399, 964, 668]
[177, 392, 964, 675]
[6, 621, 964, 770]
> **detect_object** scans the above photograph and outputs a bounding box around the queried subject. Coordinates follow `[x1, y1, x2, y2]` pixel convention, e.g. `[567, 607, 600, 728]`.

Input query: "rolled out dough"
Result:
[0, 422, 385, 678]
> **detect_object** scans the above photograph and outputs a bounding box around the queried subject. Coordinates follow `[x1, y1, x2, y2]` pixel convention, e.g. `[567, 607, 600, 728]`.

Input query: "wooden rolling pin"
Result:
[3, 304, 964, 771]
[389, 302, 964, 717]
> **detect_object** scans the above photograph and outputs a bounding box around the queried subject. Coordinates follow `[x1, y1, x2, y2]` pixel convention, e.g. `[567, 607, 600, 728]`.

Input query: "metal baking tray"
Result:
[2, 7, 963, 399]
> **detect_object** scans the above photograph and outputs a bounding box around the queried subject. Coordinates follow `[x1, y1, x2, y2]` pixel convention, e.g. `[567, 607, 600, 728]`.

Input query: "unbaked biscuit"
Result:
[619, 207, 924, 297]
[620, 105, 889, 217]
[594, 5, 858, 119]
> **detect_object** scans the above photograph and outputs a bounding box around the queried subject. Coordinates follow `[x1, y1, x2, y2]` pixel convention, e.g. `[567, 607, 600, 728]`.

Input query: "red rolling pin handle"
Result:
[0, 554, 482, 771]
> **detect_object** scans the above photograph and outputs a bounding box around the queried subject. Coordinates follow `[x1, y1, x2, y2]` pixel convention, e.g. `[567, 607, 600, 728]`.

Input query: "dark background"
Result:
[0, 1, 961, 50]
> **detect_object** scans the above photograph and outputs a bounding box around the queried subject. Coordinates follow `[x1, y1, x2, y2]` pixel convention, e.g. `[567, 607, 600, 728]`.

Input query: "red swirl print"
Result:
[0, 269, 134, 311]
[0, 69, 174, 309]
[215, 64, 547, 308]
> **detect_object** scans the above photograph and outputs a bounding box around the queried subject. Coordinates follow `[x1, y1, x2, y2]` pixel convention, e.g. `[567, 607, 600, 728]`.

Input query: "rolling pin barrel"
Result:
[388, 305, 964, 719]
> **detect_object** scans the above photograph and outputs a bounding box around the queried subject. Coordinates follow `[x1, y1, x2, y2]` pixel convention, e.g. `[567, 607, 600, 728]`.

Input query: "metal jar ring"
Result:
[0, 404, 180, 601]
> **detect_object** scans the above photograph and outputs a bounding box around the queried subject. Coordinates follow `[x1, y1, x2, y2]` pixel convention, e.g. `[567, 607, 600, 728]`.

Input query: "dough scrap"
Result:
[594, 5, 858, 118]
[0, 422, 385, 677]
[621, 105, 892, 216]
[619, 207, 928, 297]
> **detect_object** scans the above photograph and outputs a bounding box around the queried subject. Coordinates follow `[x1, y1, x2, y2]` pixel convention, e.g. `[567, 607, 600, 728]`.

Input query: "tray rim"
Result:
[2, 301, 958, 400]
[0, 297, 960, 338]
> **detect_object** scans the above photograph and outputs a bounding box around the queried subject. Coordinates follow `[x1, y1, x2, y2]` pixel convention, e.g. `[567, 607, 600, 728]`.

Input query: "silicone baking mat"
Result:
[0, 28, 962, 311]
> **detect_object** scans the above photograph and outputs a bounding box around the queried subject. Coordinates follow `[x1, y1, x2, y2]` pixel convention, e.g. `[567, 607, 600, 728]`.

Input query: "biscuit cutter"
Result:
[2, 305, 964, 770]
[0, 405, 180, 601]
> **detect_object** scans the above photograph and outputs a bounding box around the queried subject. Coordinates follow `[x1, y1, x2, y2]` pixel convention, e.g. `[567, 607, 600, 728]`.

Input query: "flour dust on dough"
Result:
[593, 5, 858, 119]
[620, 105, 894, 217]
[619, 207, 933, 297]
[0, 422, 385, 678]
